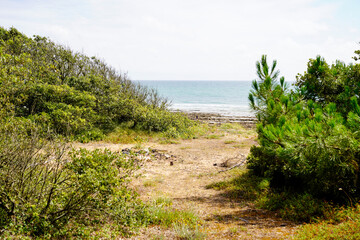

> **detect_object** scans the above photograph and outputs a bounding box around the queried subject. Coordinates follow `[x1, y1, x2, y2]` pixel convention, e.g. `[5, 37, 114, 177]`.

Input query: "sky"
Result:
[0, 0, 359, 81]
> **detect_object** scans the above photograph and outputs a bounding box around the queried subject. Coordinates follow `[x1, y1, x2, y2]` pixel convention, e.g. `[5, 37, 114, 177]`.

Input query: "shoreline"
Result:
[172, 110, 257, 128]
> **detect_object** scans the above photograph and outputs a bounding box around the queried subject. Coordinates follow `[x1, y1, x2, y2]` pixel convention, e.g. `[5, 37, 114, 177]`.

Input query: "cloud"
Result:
[0, 0, 359, 80]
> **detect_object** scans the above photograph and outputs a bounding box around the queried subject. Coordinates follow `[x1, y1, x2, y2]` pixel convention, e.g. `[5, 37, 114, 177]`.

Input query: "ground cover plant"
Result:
[294, 204, 360, 240]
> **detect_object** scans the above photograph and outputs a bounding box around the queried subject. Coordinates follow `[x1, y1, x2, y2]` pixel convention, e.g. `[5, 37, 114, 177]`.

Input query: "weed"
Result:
[143, 177, 164, 187]
[105, 126, 153, 144]
[205, 134, 223, 139]
[158, 138, 180, 144]
[228, 226, 238, 234]
[232, 142, 252, 148]
[134, 142, 143, 150]
[151, 234, 166, 240]
[148, 206, 200, 228]
[153, 196, 173, 207]
[180, 146, 192, 150]
[224, 140, 237, 144]
[173, 223, 206, 240]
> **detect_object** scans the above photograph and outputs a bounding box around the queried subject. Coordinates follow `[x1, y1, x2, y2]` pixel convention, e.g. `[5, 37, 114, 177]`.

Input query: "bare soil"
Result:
[75, 128, 299, 239]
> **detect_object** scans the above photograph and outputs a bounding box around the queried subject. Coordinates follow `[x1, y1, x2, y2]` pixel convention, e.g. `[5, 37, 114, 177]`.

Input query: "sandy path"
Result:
[75, 130, 298, 239]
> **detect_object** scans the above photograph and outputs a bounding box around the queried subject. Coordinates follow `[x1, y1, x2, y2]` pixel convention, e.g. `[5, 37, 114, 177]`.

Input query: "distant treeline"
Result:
[0, 27, 195, 140]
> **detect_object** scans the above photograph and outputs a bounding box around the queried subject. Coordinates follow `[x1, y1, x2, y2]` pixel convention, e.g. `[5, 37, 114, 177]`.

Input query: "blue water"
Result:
[136, 80, 254, 116]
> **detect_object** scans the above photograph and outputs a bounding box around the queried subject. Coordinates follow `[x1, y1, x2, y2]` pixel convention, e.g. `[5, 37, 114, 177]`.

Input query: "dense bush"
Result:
[0, 27, 195, 138]
[247, 53, 360, 202]
[0, 115, 148, 237]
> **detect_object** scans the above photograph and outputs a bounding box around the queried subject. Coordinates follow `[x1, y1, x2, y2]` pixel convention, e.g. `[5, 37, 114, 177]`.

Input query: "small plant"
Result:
[180, 146, 192, 150]
[158, 138, 180, 144]
[143, 177, 164, 187]
[153, 196, 173, 207]
[205, 134, 223, 139]
[224, 140, 237, 144]
[151, 234, 166, 240]
[148, 205, 200, 228]
[173, 223, 205, 240]
[134, 142, 143, 150]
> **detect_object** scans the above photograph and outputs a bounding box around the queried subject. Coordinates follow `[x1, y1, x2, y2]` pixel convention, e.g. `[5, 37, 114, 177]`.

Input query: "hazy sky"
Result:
[1, 0, 359, 80]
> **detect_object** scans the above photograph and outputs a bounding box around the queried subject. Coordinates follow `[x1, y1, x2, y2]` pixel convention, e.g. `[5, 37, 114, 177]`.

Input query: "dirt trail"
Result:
[76, 130, 299, 239]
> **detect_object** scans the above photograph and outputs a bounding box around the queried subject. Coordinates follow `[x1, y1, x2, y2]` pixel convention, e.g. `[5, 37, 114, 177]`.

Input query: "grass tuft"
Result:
[173, 223, 206, 240]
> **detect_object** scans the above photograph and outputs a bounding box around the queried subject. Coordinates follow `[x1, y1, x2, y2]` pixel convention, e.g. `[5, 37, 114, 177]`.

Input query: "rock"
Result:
[121, 148, 131, 155]
[120, 147, 177, 162]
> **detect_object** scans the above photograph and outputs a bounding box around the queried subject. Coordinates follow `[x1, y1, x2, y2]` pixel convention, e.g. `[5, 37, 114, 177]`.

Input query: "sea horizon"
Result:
[136, 80, 255, 117]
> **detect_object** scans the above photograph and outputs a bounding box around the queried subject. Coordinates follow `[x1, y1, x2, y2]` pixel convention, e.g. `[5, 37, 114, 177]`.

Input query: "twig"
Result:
[218, 162, 245, 173]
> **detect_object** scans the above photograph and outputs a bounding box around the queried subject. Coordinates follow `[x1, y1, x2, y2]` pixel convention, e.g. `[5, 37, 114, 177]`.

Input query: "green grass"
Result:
[173, 223, 206, 240]
[149, 206, 201, 228]
[105, 125, 155, 144]
[206, 169, 269, 201]
[158, 138, 180, 144]
[207, 169, 334, 222]
[153, 196, 173, 207]
[143, 177, 164, 188]
[232, 142, 252, 148]
[180, 146, 192, 150]
[224, 140, 237, 144]
[105, 122, 211, 145]
[146, 196, 201, 228]
[205, 134, 223, 139]
[219, 123, 256, 136]
[294, 204, 360, 239]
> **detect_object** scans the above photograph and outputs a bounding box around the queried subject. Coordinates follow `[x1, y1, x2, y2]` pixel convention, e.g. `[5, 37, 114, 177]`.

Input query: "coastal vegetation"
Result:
[246, 52, 360, 237]
[0, 27, 203, 238]
[1, 25, 360, 239]
[0, 27, 198, 141]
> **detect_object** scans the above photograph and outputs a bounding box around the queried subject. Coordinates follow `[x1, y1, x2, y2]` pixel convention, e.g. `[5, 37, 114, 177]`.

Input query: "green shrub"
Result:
[0, 117, 147, 237]
[75, 128, 105, 143]
[0, 26, 193, 138]
[247, 54, 360, 203]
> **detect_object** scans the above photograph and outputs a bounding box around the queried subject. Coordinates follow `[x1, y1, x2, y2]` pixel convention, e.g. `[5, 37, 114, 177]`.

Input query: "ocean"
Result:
[136, 80, 254, 117]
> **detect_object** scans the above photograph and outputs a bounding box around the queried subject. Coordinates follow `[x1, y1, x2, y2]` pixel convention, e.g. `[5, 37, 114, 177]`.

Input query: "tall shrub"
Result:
[247, 54, 360, 201]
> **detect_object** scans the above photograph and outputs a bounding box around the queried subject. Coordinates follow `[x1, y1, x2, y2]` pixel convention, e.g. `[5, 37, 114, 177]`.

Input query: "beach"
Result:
[181, 111, 257, 128]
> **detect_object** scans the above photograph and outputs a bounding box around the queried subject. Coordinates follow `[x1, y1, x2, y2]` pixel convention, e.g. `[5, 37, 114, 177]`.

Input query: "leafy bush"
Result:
[0, 26, 194, 138]
[0, 116, 147, 237]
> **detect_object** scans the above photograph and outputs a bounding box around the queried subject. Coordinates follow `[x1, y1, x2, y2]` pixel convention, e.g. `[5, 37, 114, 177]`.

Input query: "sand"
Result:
[75, 125, 299, 239]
